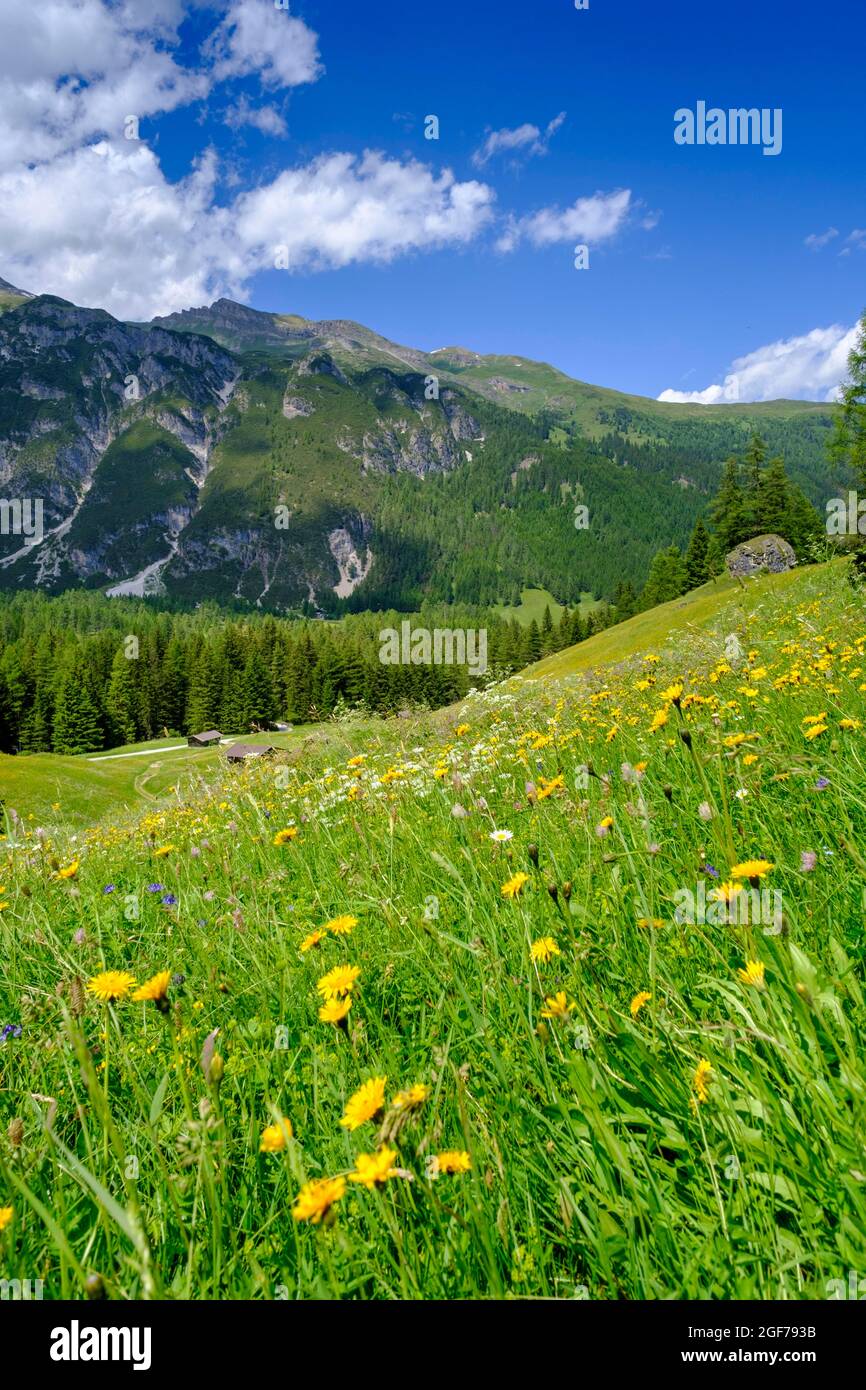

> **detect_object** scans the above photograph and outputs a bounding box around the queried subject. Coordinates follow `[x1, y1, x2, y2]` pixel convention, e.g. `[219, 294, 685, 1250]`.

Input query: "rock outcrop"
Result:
[726, 534, 797, 577]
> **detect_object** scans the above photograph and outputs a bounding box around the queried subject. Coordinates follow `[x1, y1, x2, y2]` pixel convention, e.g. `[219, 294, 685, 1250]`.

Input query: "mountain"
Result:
[0, 289, 847, 612]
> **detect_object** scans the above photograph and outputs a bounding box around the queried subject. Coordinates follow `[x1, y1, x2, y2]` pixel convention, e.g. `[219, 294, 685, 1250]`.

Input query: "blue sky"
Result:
[1, 0, 863, 401]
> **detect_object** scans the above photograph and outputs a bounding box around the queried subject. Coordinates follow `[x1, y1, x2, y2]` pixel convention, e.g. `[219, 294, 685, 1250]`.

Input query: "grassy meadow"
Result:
[1, 559, 866, 1299]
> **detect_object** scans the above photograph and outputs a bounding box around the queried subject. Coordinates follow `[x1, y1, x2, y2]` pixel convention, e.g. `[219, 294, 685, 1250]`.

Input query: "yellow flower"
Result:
[131, 970, 171, 1005]
[317, 964, 361, 999]
[0, 1206, 12, 1232]
[432, 1150, 472, 1175]
[153, 844, 175, 857]
[729, 859, 774, 880]
[530, 936, 561, 964]
[273, 827, 298, 845]
[392, 1083, 430, 1111]
[693, 1058, 713, 1104]
[710, 879, 745, 903]
[56, 860, 79, 880]
[540, 991, 575, 1019]
[455, 723, 471, 736]
[87, 970, 137, 1003]
[260, 1118, 293, 1152]
[325, 914, 358, 935]
[537, 775, 565, 801]
[347, 755, 366, 768]
[737, 959, 766, 990]
[319, 996, 352, 1025]
[804, 723, 827, 740]
[340, 1076, 388, 1131]
[300, 929, 326, 952]
[598, 815, 614, 829]
[292, 1176, 346, 1223]
[649, 708, 669, 732]
[637, 916, 665, 929]
[661, 682, 683, 704]
[630, 990, 652, 1019]
[723, 733, 747, 749]
[501, 872, 530, 899]
[839, 717, 860, 731]
[348, 1146, 399, 1188]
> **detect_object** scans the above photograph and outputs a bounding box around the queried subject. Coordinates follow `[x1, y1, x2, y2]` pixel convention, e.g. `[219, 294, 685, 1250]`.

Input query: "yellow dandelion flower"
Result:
[292, 1176, 346, 1223]
[723, 733, 747, 749]
[433, 1150, 472, 1175]
[319, 996, 352, 1025]
[273, 827, 298, 845]
[804, 722, 827, 740]
[340, 1076, 388, 1131]
[710, 879, 745, 903]
[537, 775, 565, 801]
[153, 844, 175, 857]
[530, 936, 561, 964]
[316, 964, 361, 999]
[56, 860, 79, 880]
[637, 916, 665, 929]
[300, 929, 327, 952]
[455, 724, 471, 736]
[87, 970, 137, 1003]
[693, 1058, 713, 1104]
[347, 755, 366, 768]
[348, 1146, 399, 1188]
[737, 959, 766, 989]
[649, 708, 669, 733]
[501, 871, 530, 899]
[392, 1083, 430, 1111]
[729, 859, 774, 880]
[131, 970, 171, 1005]
[661, 682, 684, 704]
[325, 914, 358, 935]
[260, 1118, 293, 1152]
[0, 1206, 12, 1232]
[630, 990, 652, 1019]
[540, 991, 575, 1019]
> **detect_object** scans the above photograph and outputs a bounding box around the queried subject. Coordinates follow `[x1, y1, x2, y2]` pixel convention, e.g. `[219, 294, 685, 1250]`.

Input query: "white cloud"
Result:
[225, 96, 288, 136]
[234, 151, 495, 271]
[804, 227, 838, 251]
[839, 228, 866, 257]
[472, 111, 565, 168]
[0, 141, 494, 318]
[496, 188, 632, 253]
[657, 323, 858, 405]
[204, 0, 322, 89]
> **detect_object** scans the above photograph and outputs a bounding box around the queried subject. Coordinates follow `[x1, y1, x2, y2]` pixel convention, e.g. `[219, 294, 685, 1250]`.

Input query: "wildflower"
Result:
[540, 991, 575, 1019]
[729, 859, 774, 881]
[86, 970, 137, 1003]
[392, 1083, 430, 1111]
[650, 708, 669, 733]
[630, 991, 652, 1019]
[537, 775, 564, 801]
[319, 996, 352, 1025]
[661, 682, 683, 705]
[693, 1058, 713, 1104]
[698, 800, 714, 821]
[815, 777, 830, 791]
[490, 829, 513, 843]
[146, 883, 164, 894]
[800, 850, 818, 872]
[0, 1207, 12, 1233]
[455, 724, 471, 736]
[431, 1150, 472, 1176]
[102, 884, 116, 894]
[340, 1076, 388, 1131]
[804, 723, 827, 741]
[131, 971, 171, 1009]
[292, 1176, 346, 1223]
[324, 914, 357, 935]
[349, 1147, 399, 1188]
[737, 959, 766, 990]
[710, 880, 745, 904]
[530, 936, 561, 964]
[317, 964, 361, 999]
[56, 860, 79, 880]
[260, 1118, 293, 1152]
[161, 893, 177, 907]
[300, 929, 326, 952]
[501, 872, 530, 899]
[637, 917, 665, 929]
[273, 828, 298, 846]
[723, 733, 747, 749]
[153, 845, 175, 857]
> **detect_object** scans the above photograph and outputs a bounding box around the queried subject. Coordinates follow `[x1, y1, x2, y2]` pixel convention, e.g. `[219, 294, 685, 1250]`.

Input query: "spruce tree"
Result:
[684, 517, 710, 589]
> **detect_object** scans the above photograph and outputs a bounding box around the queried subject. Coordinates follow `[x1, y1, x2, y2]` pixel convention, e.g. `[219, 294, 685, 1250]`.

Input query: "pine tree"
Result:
[754, 454, 789, 535]
[53, 653, 103, 754]
[709, 457, 750, 551]
[830, 308, 866, 487]
[705, 532, 725, 578]
[684, 517, 710, 589]
[106, 648, 139, 746]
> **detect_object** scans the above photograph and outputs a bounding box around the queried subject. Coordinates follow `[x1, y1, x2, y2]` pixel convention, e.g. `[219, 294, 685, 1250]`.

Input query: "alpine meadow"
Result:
[1, 0, 866, 1332]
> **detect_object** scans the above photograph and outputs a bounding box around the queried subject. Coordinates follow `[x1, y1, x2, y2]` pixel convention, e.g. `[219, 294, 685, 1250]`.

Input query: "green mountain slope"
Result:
[0, 288, 847, 611]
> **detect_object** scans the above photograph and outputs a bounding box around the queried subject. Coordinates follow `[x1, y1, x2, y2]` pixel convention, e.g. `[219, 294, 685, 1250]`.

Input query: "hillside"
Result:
[0, 289, 848, 612]
[2, 558, 865, 1299]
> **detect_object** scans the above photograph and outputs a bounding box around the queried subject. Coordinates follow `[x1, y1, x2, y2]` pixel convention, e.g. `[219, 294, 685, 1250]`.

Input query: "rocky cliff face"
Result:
[0, 292, 488, 609]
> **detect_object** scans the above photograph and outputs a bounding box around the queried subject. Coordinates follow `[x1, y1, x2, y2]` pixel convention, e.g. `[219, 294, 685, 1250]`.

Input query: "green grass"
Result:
[496, 586, 603, 628]
[2, 560, 866, 1300]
